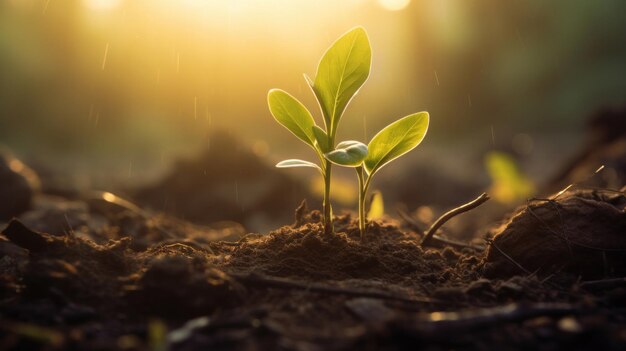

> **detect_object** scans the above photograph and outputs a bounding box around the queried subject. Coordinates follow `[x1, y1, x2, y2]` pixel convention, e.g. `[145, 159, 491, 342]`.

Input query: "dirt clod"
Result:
[484, 188, 626, 279]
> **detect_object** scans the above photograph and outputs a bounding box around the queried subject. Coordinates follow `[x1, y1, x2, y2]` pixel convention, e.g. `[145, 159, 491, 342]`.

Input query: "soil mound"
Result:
[226, 211, 474, 289]
[134, 132, 313, 231]
[484, 188, 626, 280]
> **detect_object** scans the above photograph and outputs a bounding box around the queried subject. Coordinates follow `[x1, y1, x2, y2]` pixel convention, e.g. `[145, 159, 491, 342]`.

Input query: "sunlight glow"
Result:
[378, 0, 411, 11]
[83, 0, 122, 11]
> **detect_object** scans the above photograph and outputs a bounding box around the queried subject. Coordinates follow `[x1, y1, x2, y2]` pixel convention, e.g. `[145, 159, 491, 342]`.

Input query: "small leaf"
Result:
[324, 140, 368, 167]
[268, 89, 317, 148]
[313, 27, 371, 137]
[365, 112, 429, 175]
[312, 125, 331, 153]
[367, 191, 384, 220]
[276, 159, 321, 171]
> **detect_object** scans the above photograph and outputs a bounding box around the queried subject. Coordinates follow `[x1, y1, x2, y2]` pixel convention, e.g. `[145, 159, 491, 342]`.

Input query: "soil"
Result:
[484, 188, 626, 280]
[1, 188, 626, 350]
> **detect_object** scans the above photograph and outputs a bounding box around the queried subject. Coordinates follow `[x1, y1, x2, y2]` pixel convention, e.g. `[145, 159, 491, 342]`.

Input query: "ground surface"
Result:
[1, 189, 626, 350]
[1, 113, 626, 350]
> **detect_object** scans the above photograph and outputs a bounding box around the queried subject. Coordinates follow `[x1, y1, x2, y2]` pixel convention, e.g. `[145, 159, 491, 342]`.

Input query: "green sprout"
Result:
[268, 26, 429, 239]
[268, 27, 371, 235]
[325, 113, 429, 239]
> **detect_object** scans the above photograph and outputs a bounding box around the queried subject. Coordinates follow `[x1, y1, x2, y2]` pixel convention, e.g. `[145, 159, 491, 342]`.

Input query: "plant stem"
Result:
[356, 167, 370, 240]
[323, 159, 334, 235]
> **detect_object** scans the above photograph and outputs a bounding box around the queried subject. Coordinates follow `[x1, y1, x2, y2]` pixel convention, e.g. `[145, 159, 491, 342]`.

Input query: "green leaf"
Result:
[276, 159, 322, 172]
[367, 191, 384, 220]
[268, 89, 317, 148]
[324, 140, 368, 167]
[312, 125, 331, 153]
[313, 27, 371, 137]
[364, 112, 429, 175]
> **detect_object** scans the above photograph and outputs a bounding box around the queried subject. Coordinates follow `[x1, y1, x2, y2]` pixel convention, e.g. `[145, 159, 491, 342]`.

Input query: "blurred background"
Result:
[1, 0, 625, 230]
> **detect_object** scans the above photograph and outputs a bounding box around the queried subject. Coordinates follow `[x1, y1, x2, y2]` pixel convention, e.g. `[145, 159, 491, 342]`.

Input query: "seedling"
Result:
[268, 27, 371, 234]
[325, 113, 429, 239]
[268, 26, 429, 239]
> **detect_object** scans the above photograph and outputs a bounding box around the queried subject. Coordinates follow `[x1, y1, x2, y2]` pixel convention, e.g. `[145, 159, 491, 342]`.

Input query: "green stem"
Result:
[356, 167, 369, 240]
[323, 159, 334, 235]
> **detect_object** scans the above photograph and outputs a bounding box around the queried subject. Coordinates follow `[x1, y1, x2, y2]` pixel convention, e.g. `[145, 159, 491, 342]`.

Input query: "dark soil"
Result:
[1, 189, 626, 350]
[484, 188, 626, 280]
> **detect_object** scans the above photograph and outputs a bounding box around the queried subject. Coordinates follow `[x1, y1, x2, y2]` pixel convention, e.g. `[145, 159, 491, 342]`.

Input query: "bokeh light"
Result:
[378, 0, 411, 11]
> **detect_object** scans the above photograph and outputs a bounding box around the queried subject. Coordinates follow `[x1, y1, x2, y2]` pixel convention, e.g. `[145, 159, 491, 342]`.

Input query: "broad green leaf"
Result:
[364, 112, 429, 175]
[304, 74, 327, 129]
[312, 125, 331, 153]
[324, 140, 368, 167]
[268, 89, 317, 148]
[367, 191, 384, 220]
[313, 27, 371, 137]
[276, 159, 321, 171]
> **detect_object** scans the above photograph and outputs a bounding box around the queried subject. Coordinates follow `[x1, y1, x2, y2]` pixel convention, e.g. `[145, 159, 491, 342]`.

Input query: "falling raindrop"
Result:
[102, 43, 109, 70]
[490, 125, 495, 147]
[434, 70, 440, 86]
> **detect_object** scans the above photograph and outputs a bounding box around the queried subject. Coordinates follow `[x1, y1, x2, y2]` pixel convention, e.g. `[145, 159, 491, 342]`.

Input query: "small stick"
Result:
[397, 208, 484, 251]
[420, 193, 490, 247]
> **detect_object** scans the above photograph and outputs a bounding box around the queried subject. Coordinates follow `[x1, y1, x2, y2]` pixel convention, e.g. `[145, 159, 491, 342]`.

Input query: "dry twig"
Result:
[420, 193, 490, 247]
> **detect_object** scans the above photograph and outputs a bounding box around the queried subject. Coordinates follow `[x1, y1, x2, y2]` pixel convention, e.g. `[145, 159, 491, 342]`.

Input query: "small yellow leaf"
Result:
[367, 191, 384, 220]
[485, 151, 535, 203]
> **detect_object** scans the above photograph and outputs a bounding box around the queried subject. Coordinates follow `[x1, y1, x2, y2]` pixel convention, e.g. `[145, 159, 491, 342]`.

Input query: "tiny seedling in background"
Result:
[485, 151, 535, 203]
[325, 113, 429, 239]
[268, 27, 371, 234]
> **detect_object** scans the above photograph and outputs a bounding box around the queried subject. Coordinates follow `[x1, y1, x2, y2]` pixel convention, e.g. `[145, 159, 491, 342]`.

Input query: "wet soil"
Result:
[1, 189, 626, 350]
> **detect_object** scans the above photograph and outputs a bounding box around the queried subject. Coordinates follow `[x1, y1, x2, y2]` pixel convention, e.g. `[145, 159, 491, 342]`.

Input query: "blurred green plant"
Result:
[269, 27, 371, 234]
[485, 151, 535, 203]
